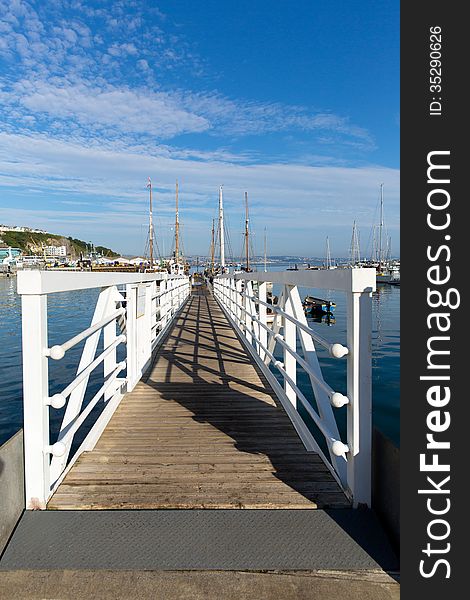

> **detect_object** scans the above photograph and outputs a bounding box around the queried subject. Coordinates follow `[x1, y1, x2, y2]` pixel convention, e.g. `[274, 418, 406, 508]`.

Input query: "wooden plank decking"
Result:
[48, 285, 350, 510]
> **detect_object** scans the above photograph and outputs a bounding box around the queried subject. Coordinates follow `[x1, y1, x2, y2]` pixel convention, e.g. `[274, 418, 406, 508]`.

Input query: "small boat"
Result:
[310, 313, 336, 326]
[303, 295, 336, 314]
[376, 264, 400, 285]
[286, 264, 299, 271]
[266, 292, 278, 323]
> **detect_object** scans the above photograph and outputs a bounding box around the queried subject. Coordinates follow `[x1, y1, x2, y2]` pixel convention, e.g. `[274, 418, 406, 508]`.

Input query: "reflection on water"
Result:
[0, 270, 399, 448]
[370, 285, 400, 446]
[309, 312, 336, 326]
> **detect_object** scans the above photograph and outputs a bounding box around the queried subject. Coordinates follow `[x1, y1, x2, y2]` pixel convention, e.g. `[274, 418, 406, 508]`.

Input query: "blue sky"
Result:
[0, 0, 399, 258]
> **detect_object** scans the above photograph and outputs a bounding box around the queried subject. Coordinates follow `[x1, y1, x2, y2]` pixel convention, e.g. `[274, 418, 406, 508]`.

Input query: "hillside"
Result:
[0, 230, 119, 259]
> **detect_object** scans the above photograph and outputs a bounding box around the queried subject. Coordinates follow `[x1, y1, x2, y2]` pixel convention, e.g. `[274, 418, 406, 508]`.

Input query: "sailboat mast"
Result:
[371, 225, 377, 262]
[349, 223, 354, 266]
[218, 186, 225, 268]
[350, 220, 361, 266]
[326, 236, 331, 269]
[386, 235, 392, 263]
[244, 191, 250, 272]
[378, 183, 384, 270]
[175, 180, 179, 265]
[264, 227, 267, 273]
[210, 218, 215, 274]
[147, 177, 154, 268]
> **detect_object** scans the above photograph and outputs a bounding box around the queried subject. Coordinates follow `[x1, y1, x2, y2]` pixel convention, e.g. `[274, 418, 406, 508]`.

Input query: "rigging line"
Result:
[223, 212, 235, 264]
[178, 223, 186, 261]
[364, 195, 381, 259]
[225, 223, 234, 264]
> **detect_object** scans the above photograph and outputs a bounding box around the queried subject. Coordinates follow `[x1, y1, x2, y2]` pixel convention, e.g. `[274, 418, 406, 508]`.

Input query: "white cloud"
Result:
[137, 59, 150, 71]
[0, 0, 396, 255]
[0, 131, 398, 255]
[3, 78, 375, 148]
[0, 1, 375, 150]
[108, 42, 138, 57]
[12, 80, 210, 138]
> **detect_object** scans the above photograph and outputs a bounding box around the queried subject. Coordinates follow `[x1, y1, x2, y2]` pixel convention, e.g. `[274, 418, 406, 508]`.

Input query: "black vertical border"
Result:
[401, 3, 465, 597]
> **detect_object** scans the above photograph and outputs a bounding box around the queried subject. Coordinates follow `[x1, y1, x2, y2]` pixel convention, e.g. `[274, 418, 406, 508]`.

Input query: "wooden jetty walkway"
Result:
[48, 285, 349, 510]
[2, 269, 400, 599]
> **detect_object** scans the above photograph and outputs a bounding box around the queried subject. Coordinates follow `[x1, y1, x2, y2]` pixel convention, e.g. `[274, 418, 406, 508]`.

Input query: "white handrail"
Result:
[18, 270, 191, 509]
[56, 361, 127, 447]
[241, 291, 348, 357]
[47, 335, 126, 408]
[220, 284, 348, 358]
[220, 287, 344, 402]
[213, 268, 375, 507]
[47, 308, 125, 360]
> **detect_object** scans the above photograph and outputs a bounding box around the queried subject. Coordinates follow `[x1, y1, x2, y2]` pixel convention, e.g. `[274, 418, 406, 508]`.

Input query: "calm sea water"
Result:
[0, 269, 399, 448]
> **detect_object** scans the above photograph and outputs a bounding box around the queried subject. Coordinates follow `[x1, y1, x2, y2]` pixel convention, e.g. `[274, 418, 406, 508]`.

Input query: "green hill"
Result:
[0, 230, 119, 258]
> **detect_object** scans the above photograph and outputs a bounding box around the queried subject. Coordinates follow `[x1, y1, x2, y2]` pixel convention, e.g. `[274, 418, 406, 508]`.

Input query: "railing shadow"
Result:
[142, 291, 347, 508]
[139, 287, 399, 572]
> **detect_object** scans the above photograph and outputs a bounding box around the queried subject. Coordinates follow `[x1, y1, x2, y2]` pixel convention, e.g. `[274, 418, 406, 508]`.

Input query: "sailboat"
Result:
[143, 177, 163, 272]
[204, 185, 228, 277]
[260, 227, 276, 324]
[349, 220, 361, 267]
[242, 191, 253, 273]
[323, 236, 337, 270]
[374, 184, 400, 284]
[304, 235, 337, 310]
[168, 180, 189, 276]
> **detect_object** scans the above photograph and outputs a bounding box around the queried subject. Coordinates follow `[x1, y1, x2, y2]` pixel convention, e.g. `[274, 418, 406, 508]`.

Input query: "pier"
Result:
[49, 286, 348, 510]
[1, 267, 398, 597]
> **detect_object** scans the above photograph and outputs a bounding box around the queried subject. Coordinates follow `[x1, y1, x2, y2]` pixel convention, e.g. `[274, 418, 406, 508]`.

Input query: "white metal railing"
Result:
[213, 268, 376, 507]
[17, 270, 190, 509]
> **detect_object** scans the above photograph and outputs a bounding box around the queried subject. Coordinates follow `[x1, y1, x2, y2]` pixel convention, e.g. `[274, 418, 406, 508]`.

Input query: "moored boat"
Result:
[303, 295, 336, 314]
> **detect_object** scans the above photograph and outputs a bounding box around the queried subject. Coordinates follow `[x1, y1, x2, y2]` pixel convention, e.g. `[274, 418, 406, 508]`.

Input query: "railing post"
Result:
[346, 288, 373, 507]
[160, 279, 167, 327]
[244, 281, 253, 345]
[283, 285, 297, 407]
[103, 287, 118, 401]
[150, 280, 157, 343]
[125, 283, 138, 391]
[22, 294, 50, 509]
[230, 278, 236, 320]
[236, 279, 243, 327]
[171, 279, 176, 315]
[258, 282, 267, 360]
[167, 279, 173, 317]
[219, 278, 224, 305]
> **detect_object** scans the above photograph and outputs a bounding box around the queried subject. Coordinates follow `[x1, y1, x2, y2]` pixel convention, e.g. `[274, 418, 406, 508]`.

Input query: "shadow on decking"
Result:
[139, 292, 399, 572]
[141, 293, 348, 508]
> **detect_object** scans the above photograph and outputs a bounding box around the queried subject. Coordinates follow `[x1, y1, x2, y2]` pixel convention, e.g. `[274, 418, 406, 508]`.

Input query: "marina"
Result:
[0, 262, 400, 449]
[0, 1, 402, 595]
[0, 181, 400, 597]
[1, 264, 398, 579]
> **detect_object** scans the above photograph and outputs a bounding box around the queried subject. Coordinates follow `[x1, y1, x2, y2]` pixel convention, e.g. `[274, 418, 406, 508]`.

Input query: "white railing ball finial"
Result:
[47, 442, 66, 457]
[48, 394, 67, 409]
[330, 392, 349, 408]
[329, 343, 348, 359]
[331, 440, 349, 457]
[49, 345, 65, 360]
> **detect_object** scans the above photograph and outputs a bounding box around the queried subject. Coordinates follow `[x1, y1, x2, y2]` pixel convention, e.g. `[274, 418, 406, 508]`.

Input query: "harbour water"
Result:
[0, 268, 399, 448]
